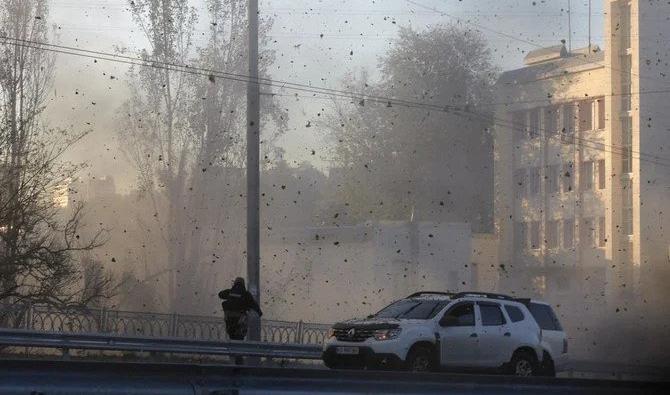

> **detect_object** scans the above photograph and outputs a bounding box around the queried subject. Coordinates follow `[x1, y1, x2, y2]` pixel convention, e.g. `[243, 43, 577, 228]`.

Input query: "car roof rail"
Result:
[406, 291, 455, 298]
[453, 291, 515, 301]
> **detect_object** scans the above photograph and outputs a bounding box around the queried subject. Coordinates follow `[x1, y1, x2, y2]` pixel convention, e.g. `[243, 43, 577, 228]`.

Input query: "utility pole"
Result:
[246, 0, 261, 342]
[588, 0, 592, 53]
[568, 0, 572, 53]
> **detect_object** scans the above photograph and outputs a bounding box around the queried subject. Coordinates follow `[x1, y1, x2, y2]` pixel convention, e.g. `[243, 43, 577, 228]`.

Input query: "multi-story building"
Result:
[494, 0, 670, 316]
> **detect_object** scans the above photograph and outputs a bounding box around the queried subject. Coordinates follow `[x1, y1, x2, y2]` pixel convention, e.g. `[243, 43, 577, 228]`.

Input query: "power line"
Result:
[0, 35, 473, 115]
[2, 35, 668, 167]
[288, 89, 670, 166]
[404, 0, 668, 85]
[50, 3, 665, 19]
[1, 35, 669, 168]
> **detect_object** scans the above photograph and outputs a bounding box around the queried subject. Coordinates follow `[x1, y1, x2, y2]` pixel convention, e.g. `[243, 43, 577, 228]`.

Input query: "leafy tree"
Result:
[325, 25, 497, 231]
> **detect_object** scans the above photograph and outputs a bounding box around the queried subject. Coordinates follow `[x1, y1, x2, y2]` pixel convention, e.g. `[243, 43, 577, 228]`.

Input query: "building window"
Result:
[598, 217, 607, 247]
[562, 162, 574, 192]
[529, 109, 541, 139]
[596, 99, 605, 130]
[622, 116, 632, 173]
[514, 168, 527, 198]
[563, 219, 574, 248]
[561, 103, 575, 141]
[529, 167, 541, 196]
[513, 111, 527, 141]
[544, 106, 559, 137]
[581, 161, 594, 191]
[578, 100, 593, 131]
[546, 165, 560, 193]
[515, 222, 528, 250]
[621, 55, 632, 112]
[530, 221, 541, 250]
[622, 180, 633, 236]
[597, 159, 606, 189]
[546, 220, 559, 249]
[581, 218, 595, 247]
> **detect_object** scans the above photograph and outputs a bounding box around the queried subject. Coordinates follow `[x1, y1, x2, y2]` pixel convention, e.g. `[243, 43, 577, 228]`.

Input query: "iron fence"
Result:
[0, 304, 330, 345]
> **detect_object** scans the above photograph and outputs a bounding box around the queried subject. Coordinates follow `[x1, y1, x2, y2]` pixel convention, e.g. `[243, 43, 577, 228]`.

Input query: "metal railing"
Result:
[0, 303, 330, 346]
[0, 328, 322, 360]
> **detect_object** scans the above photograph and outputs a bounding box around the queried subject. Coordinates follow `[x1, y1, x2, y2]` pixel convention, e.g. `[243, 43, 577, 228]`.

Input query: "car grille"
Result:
[334, 328, 374, 342]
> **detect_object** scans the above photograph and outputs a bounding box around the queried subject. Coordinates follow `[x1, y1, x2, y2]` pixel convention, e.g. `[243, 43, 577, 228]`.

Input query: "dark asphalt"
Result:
[0, 358, 667, 395]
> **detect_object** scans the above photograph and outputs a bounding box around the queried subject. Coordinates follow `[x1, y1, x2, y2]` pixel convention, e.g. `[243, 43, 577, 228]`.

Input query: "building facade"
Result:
[494, 0, 670, 316]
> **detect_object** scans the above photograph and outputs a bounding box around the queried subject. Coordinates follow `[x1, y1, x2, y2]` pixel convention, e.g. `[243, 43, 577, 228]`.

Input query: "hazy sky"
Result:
[44, 0, 603, 192]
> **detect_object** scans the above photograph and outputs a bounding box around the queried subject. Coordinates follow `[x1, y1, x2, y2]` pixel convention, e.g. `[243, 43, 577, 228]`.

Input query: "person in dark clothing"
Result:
[218, 277, 262, 341]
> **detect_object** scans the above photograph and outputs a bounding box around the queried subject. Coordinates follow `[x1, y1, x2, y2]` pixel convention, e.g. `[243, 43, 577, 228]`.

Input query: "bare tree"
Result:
[0, 0, 111, 309]
[80, 254, 116, 308]
[118, 0, 198, 312]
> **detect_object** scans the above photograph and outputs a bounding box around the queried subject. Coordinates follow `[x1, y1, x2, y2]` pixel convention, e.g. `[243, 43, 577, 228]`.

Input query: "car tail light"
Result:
[562, 338, 568, 354]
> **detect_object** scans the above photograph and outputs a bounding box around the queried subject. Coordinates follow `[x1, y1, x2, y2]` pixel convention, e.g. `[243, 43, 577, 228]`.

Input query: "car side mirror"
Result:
[439, 315, 459, 327]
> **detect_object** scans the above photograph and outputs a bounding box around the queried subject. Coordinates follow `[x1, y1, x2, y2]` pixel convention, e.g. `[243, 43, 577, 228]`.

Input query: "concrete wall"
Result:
[471, 233, 500, 291]
[262, 222, 475, 324]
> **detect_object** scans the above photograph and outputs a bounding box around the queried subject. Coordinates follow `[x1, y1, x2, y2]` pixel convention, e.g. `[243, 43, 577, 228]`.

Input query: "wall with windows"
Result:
[493, 0, 670, 360]
[494, 47, 611, 309]
[508, 96, 609, 267]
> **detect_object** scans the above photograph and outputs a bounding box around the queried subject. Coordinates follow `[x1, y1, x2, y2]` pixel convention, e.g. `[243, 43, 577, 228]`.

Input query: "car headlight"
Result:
[373, 328, 401, 341]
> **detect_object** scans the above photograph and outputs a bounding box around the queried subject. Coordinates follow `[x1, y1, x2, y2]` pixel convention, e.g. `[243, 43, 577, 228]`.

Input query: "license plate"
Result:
[336, 346, 359, 355]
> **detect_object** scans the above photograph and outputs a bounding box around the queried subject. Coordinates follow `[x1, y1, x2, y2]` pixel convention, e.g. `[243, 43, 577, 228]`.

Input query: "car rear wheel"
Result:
[405, 346, 435, 372]
[539, 352, 556, 377]
[509, 351, 537, 377]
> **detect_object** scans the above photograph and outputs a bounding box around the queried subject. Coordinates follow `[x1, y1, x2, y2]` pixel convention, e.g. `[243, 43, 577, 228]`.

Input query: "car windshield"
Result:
[374, 299, 448, 319]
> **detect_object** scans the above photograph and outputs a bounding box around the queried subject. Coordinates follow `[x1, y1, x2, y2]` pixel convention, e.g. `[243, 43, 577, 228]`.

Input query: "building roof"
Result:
[523, 45, 568, 65]
[498, 46, 605, 85]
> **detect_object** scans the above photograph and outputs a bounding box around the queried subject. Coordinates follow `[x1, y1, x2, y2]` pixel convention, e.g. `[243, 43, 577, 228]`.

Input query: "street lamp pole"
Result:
[246, 0, 261, 342]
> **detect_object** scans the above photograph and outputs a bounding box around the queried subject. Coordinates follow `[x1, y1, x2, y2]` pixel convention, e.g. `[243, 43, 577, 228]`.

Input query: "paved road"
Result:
[0, 359, 666, 395]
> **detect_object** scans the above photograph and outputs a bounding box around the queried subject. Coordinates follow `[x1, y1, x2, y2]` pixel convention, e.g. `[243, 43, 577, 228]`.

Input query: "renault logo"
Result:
[347, 328, 356, 338]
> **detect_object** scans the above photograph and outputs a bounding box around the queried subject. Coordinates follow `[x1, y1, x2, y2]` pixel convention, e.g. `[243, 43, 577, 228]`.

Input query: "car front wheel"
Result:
[509, 351, 537, 377]
[405, 346, 435, 372]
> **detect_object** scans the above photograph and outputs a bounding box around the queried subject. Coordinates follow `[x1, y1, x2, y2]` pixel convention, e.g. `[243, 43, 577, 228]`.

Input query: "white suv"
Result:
[322, 292, 567, 376]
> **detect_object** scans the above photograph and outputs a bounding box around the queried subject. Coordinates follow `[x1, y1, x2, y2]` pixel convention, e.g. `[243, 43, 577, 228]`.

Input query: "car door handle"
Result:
[470, 333, 478, 338]
[504, 332, 511, 337]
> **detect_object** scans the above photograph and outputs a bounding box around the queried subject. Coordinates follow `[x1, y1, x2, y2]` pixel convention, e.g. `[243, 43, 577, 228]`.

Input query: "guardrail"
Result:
[2, 305, 669, 383]
[0, 303, 330, 345]
[0, 328, 322, 360]
[1, 328, 669, 386]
